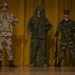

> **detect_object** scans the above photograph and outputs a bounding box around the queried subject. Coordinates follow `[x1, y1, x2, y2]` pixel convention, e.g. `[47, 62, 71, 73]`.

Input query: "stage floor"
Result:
[0, 66, 75, 75]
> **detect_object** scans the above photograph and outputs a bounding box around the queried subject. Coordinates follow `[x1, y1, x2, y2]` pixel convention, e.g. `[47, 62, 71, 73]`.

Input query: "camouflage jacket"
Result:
[55, 19, 75, 42]
[0, 12, 18, 36]
[27, 5, 52, 39]
[28, 17, 52, 39]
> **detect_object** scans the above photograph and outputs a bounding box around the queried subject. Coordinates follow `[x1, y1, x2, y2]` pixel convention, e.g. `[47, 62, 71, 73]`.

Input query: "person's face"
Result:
[36, 10, 41, 15]
[64, 14, 69, 18]
[1, 6, 8, 12]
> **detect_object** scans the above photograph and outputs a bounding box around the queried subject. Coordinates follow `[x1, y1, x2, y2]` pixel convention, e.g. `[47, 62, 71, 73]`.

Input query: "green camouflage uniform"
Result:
[55, 19, 75, 65]
[28, 5, 52, 66]
[0, 12, 18, 61]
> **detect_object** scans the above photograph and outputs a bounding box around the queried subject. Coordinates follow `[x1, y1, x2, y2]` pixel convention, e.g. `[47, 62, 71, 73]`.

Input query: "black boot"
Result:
[9, 60, 17, 67]
[0, 60, 2, 67]
[57, 61, 61, 67]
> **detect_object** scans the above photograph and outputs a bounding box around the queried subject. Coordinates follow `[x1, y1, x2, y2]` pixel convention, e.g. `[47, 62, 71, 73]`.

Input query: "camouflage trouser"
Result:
[58, 39, 75, 62]
[30, 39, 47, 66]
[0, 36, 13, 60]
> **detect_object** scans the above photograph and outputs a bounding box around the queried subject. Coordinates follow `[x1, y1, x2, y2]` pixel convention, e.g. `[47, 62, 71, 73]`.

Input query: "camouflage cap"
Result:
[1, 2, 9, 8]
[64, 10, 70, 14]
[35, 5, 43, 11]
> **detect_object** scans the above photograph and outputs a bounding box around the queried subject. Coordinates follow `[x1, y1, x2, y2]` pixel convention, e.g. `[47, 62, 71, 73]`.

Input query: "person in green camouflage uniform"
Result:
[55, 10, 75, 67]
[0, 2, 18, 67]
[27, 5, 52, 67]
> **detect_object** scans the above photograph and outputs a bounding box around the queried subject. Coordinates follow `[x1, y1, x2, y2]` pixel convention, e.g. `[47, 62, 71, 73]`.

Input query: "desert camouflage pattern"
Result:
[0, 12, 18, 60]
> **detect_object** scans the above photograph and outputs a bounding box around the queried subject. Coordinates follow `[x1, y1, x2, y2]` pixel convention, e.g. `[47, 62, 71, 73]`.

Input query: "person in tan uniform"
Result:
[0, 2, 18, 67]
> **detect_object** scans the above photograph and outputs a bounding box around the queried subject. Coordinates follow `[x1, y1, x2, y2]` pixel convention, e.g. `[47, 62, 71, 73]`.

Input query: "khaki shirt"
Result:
[0, 12, 18, 36]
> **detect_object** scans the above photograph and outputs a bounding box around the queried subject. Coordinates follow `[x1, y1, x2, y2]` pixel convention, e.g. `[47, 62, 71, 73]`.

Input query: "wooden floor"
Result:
[0, 66, 75, 75]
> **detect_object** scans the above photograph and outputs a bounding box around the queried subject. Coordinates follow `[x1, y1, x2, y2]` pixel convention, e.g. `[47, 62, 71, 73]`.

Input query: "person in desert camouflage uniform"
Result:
[0, 2, 18, 67]
[55, 10, 75, 67]
[27, 5, 52, 67]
